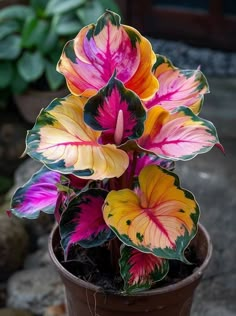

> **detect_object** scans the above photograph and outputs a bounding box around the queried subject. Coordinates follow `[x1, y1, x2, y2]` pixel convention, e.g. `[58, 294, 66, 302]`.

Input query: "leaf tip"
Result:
[6, 210, 12, 218]
[215, 142, 225, 155]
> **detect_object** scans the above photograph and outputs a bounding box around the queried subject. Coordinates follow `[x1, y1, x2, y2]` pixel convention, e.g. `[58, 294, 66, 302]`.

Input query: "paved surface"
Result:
[201, 77, 236, 139]
[150, 38, 236, 77]
[176, 77, 236, 315]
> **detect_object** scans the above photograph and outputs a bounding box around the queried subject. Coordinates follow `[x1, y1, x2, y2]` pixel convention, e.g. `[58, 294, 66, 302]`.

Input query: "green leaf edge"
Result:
[119, 245, 169, 294]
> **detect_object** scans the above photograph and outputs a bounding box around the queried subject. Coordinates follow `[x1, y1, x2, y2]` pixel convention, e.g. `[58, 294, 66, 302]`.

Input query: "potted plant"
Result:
[8, 10, 223, 316]
[0, 0, 120, 121]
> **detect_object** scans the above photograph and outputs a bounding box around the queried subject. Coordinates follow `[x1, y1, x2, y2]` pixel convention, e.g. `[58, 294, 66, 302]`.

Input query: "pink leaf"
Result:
[138, 106, 220, 161]
[120, 246, 169, 293]
[146, 55, 209, 114]
[60, 189, 112, 256]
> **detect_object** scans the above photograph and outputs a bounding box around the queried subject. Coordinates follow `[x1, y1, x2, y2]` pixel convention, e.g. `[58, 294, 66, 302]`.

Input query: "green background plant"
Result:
[0, 0, 120, 106]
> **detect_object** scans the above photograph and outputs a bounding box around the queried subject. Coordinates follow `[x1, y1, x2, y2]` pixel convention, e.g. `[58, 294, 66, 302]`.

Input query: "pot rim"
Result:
[48, 223, 212, 297]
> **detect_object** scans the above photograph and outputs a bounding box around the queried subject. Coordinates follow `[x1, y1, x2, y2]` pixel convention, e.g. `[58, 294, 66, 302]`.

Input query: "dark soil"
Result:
[55, 241, 201, 294]
[60, 245, 123, 293]
[158, 245, 200, 287]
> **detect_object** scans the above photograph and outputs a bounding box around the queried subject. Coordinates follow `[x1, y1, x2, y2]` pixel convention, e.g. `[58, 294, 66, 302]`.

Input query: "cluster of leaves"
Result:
[0, 0, 120, 102]
[9, 11, 222, 294]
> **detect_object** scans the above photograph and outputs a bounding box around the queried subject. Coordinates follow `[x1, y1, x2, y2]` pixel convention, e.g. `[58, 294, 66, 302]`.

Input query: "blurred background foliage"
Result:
[0, 0, 121, 108]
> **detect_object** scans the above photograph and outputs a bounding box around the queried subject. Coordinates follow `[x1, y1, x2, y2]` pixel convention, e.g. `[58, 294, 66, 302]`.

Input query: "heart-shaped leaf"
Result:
[25, 94, 129, 180]
[146, 55, 209, 114]
[138, 106, 220, 161]
[60, 188, 112, 256]
[57, 10, 158, 100]
[84, 76, 146, 145]
[103, 165, 199, 261]
[120, 245, 169, 293]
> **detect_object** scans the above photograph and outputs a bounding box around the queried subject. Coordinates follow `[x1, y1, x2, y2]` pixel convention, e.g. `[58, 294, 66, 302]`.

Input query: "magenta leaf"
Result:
[120, 245, 169, 293]
[146, 54, 209, 114]
[84, 76, 146, 145]
[60, 188, 112, 256]
[130, 152, 174, 177]
[10, 166, 62, 219]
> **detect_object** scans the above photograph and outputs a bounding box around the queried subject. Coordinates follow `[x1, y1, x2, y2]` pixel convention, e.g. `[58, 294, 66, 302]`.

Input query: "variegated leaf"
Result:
[146, 55, 209, 114]
[10, 166, 62, 219]
[138, 105, 220, 161]
[25, 94, 129, 180]
[57, 10, 158, 101]
[129, 152, 174, 178]
[84, 76, 146, 145]
[120, 245, 169, 293]
[103, 165, 199, 261]
[60, 189, 112, 256]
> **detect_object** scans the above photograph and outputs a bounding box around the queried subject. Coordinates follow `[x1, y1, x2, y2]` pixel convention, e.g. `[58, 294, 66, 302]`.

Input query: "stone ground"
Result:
[0, 40, 236, 315]
[150, 38, 236, 76]
[174, 59, 236, 314]
[177, 140, 236, 316]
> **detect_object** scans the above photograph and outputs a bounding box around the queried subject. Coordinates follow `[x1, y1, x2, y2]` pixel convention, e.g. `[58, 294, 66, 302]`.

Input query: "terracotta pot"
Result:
[48, 224, 212, 316]
[14, 88, 69, 124]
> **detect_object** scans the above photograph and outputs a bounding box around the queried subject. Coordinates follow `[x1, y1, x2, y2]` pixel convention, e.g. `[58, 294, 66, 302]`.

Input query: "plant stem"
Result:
[109, 177, 117, 190]
[128, 151, 138, 189]
[109, 238, 121, 274]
